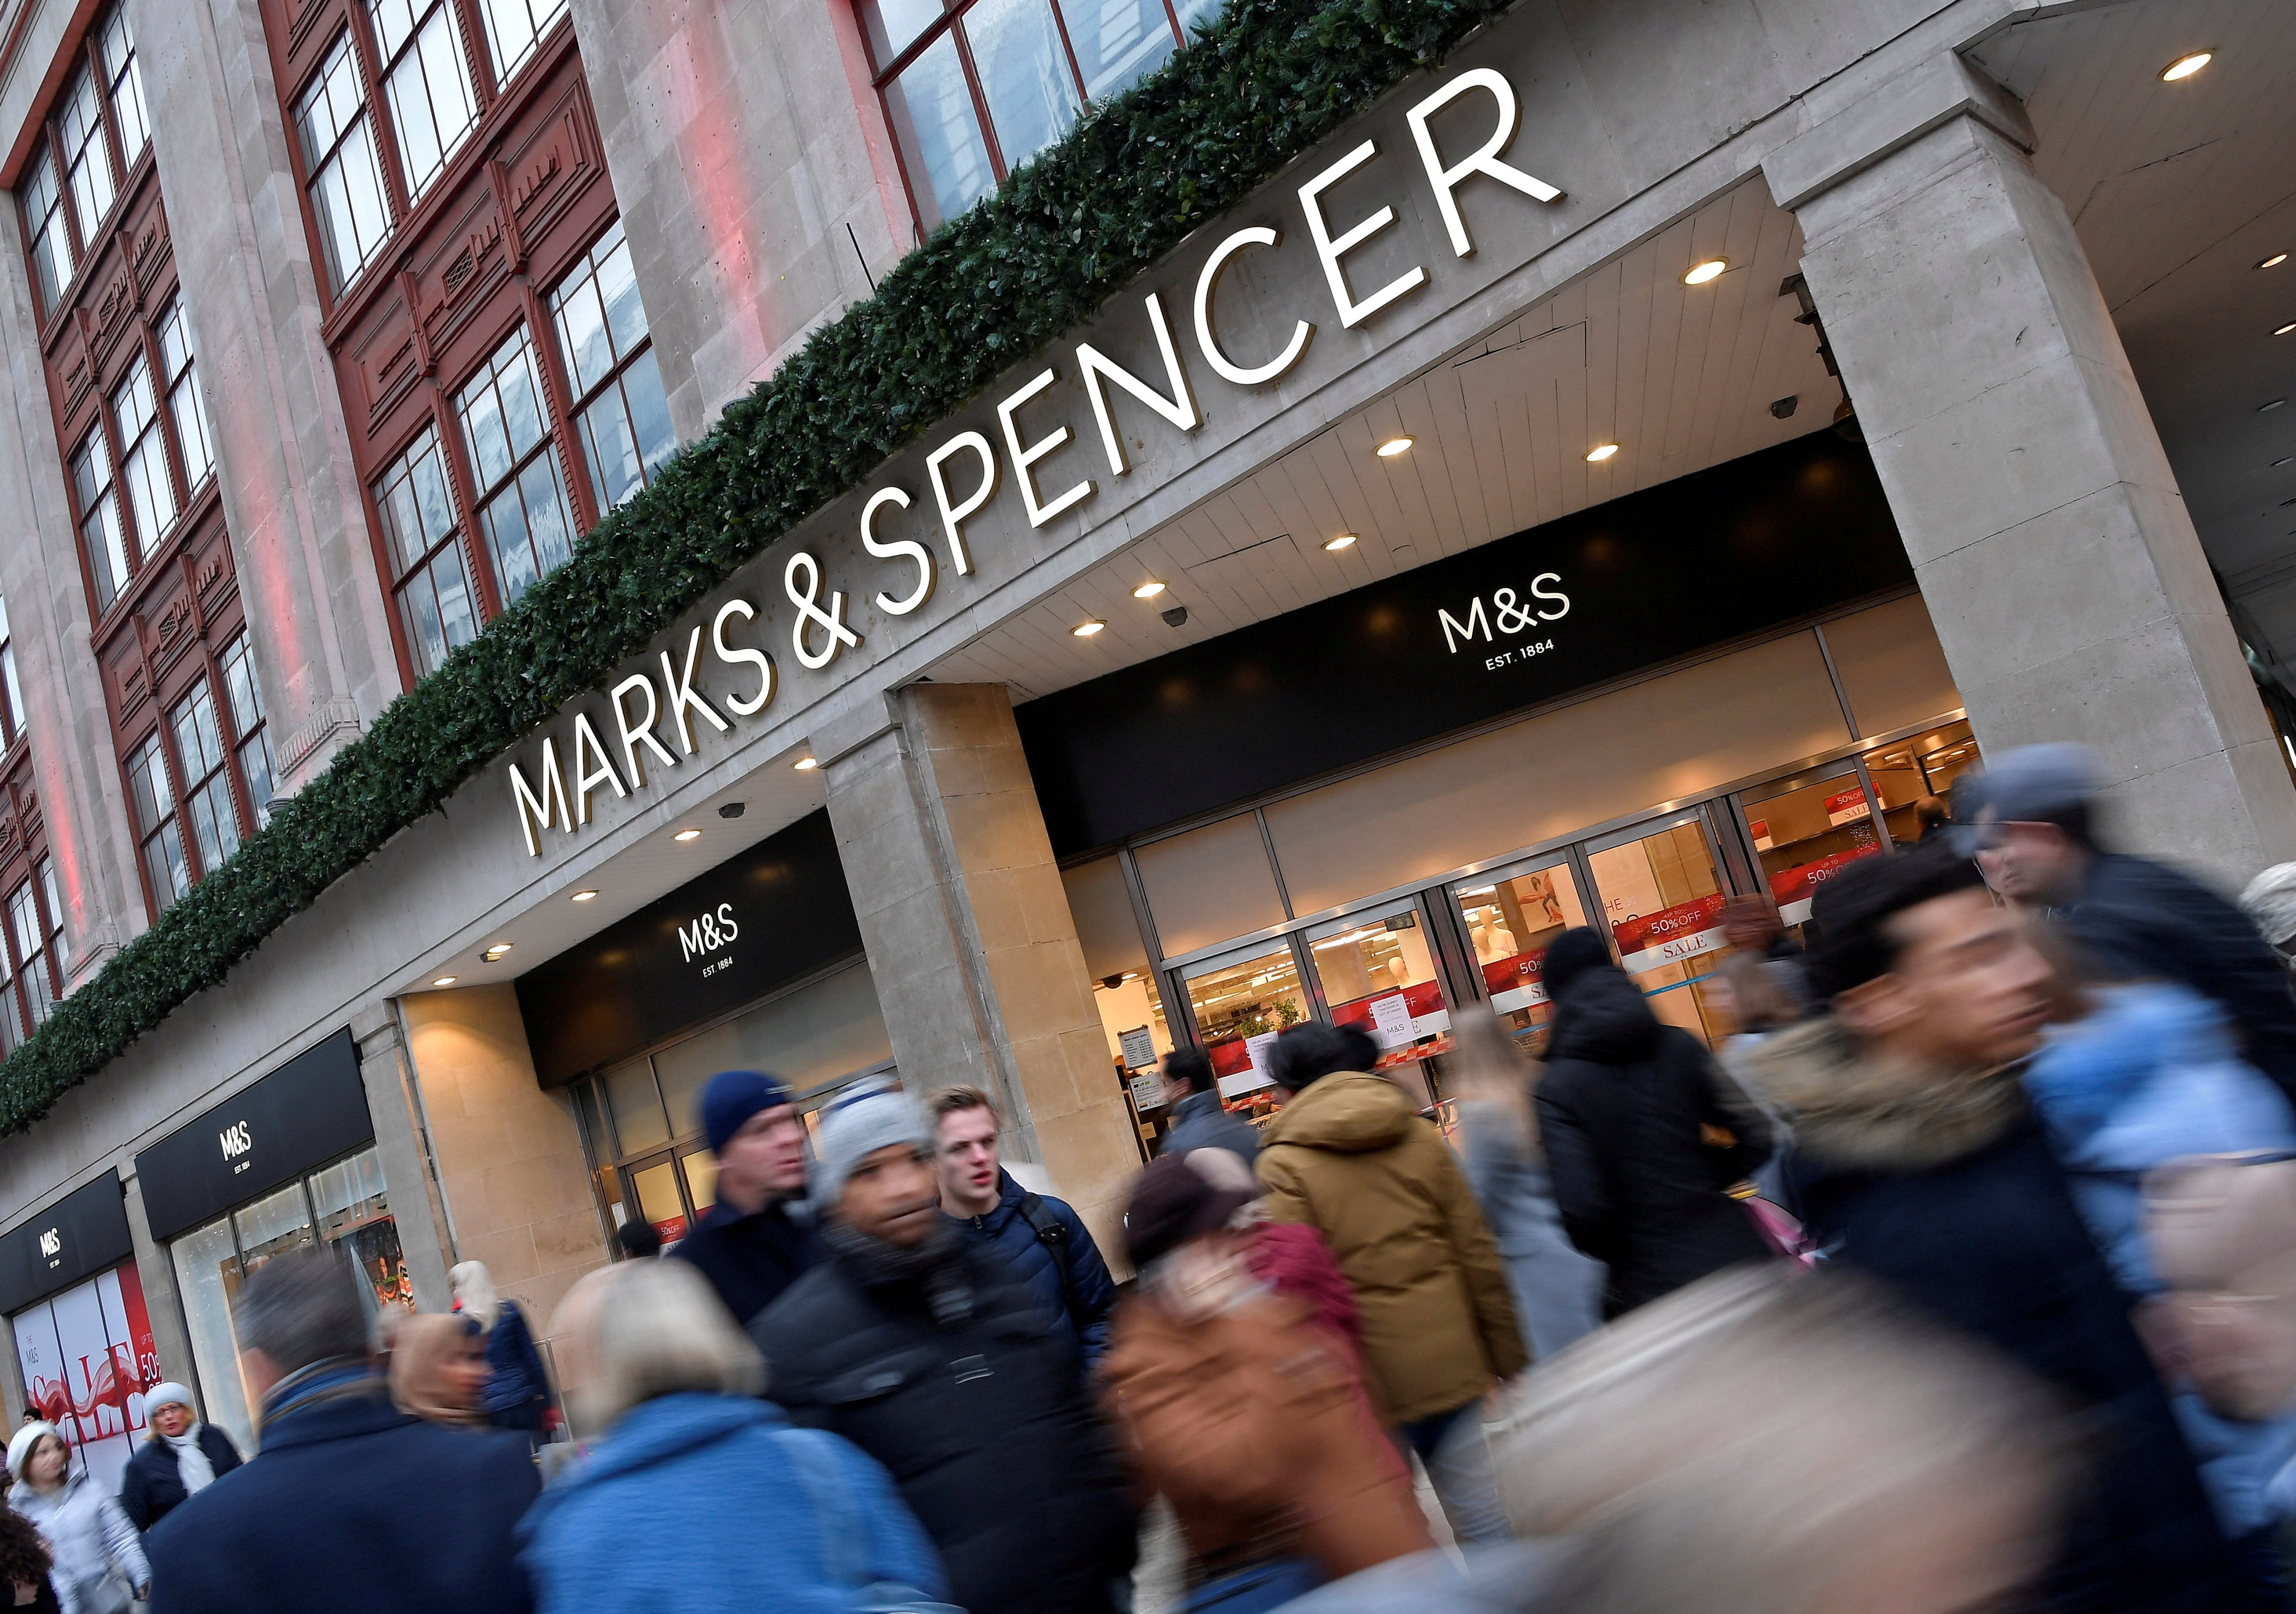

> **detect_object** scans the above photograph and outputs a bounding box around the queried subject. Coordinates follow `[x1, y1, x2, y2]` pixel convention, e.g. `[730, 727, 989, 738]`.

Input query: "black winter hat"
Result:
[1539, 927, 1616, 1003]
[1125, 1153, 1259, 1269]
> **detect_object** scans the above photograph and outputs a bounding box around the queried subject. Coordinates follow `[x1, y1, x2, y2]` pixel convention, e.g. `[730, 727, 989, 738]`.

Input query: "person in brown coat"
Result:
[1104, 1154, 1434, 1613]
[1255, 1023, 1526, 1544]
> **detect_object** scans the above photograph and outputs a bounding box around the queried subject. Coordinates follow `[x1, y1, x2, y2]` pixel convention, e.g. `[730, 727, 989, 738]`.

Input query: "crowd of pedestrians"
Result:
[6, 741, 2296, 1613]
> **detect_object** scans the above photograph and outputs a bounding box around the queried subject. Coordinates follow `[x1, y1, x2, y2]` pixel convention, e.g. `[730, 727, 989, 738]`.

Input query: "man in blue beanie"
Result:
[667, 1069, 817, 1326]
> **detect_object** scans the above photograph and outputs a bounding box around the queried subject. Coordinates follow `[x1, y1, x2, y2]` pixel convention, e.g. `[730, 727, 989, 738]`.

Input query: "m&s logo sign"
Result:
[220, 1120, 253, 1173]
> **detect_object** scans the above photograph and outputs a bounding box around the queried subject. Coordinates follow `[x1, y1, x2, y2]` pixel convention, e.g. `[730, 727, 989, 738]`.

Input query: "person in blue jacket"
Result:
[520, 1257, 946, 1614]
[2024, 978, 2296, 1557]
[928, 1084, 1118, 1370]
[449, 1260, 554, 1436]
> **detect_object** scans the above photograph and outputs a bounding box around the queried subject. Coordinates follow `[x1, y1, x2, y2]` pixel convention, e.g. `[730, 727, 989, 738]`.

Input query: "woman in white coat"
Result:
[6, 1423, 148, 1614]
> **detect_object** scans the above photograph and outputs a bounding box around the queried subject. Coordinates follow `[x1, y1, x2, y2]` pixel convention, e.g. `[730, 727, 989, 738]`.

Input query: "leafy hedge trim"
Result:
[0, 0, 1512, 1134]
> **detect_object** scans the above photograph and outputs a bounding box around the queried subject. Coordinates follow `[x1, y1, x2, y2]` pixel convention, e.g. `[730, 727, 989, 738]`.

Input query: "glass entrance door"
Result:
[1738, 765, 1886, 935]
[1582, 810, 1734, 1045]
[1449, 857, 1591, 1046]
[1178, 938, 1310, 1119]
[1305, 898, 1450, 1107]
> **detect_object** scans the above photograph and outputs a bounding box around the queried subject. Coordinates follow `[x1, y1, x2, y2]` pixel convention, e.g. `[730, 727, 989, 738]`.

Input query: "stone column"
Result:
[353, 1006, 457, 1311]
[128, 0, 401, 787]
[1765, 54, 2296, 885]
[120, 1165, 200, 1395]
[566, 0, 907, 442]
[821, 684, 1142, 1265]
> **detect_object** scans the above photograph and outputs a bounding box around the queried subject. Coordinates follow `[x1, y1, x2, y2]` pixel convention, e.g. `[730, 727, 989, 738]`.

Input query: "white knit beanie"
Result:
[145, 1382, 197, 1422]
[2242, 863, 2296, 949]
[8, 1421, 57, 1480]
[812, 1087, 932, 1211]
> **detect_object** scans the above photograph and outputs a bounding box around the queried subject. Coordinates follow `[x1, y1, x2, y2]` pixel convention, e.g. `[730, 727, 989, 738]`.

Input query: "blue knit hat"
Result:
[699, 1069, 791, 1154]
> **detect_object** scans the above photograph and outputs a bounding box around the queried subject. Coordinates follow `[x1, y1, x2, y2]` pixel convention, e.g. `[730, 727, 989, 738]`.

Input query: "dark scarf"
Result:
[825, 1216, 977, 1327]
[260, 1357, 384, 1433]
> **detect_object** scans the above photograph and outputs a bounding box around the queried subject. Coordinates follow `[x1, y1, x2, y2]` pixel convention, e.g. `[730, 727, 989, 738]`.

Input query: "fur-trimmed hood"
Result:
[1742, 1016, 2029, 1174]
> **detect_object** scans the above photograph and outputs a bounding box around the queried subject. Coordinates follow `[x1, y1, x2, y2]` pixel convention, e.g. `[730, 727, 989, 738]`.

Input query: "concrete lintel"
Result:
[1764, 49, 2035, 213]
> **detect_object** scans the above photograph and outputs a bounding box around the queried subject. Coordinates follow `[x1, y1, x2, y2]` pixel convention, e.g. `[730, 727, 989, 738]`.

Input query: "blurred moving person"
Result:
[1103, 1153, 1433, 1613]
[118, 1382, 241, 1534]
[669, 1069, 817, 1327]
[0, 1504, 61, 1614]
[751, 1087, 1137, 1614]
[2239, 861, 2296, 976]
[520, 1258, 947, 1614]
[145, 1247, 539, 1614]
[929, 1085, 1119, 1371]
[1445, 1007, 1602, 1362]
[1748, 843, 2265, 1610]
[1257, 1021, 1524, 1545]
[448, 1261, 555, 1437]
[1157, 1048, 1260, 1164]
[1534, 928, 1774, 1321]
[1965, 744, 2296, 1108]
[6, 1423, 146, 1613]
[2025, 977, 2296, 1562]
[390, 1313, 491, 1430]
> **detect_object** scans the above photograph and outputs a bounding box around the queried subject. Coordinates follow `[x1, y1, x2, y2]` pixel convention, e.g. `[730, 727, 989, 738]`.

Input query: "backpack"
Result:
[1014, 1191, 1072, 1286]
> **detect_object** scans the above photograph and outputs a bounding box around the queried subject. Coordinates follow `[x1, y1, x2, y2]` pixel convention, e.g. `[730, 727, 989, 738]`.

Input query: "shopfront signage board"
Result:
[1118, 1026, 1158, 1071]
[0, 1173, 134, 1317]
[1368, 993, 1417, 1049]
[135, 1028, 372, 1242]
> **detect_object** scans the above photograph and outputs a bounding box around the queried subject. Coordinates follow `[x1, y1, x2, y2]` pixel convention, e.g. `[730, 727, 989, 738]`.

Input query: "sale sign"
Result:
[1770, 843, 1881, 924]
[1612, 894, 1729, 974]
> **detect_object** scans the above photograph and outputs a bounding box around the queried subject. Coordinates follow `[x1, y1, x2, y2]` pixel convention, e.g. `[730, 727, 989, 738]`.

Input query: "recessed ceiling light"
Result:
[1585, 442, 1620, 463]
[2160, 50, 2212, 81]
[2275, 457, 2295, 468]
[1073, 619, 1106, 637]
[571, 889, 598, 902]
[1683, 259, 1727, 285]
[673, 828, 703, 842]
[2263, 399, 2287, 412]
[1131, 580, 1167, 598]
[1323, 533, 1358, 551]
[1375, 436, 1413, 458]
[793, 755, 819, 771]
[431, 976, 457, 987]
[2262, 253, 2289, 270]
[481, 943, 512, 962]
[2277, 324, 2296, 336]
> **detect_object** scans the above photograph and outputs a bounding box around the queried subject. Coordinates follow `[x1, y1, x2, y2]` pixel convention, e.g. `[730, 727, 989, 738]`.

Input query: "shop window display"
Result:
[9, 1263, 158, 1490]
[168, 1146, 406, 1453]
[1306, 903, 1450, 1106]
[1861, 721, 1981, 846]
[1585, 819, 1731, 1046]
[1456, 861, 1589, 1046]
[1180, 944, 1307, 1119]
[1743, 768, 1885, 934]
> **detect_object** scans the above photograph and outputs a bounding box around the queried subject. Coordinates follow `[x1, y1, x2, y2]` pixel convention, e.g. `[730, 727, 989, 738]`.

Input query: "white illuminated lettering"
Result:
[610, 673, 677, 786]
[1532, 571, 1571, 621]
[510, 736, 572, 857]
[571, 712, 627, 825]
[1299, 140, 1426, 328]
[786, 551, 861, 670]
[1075, 292, 1198, 476]
[659, 627, 731, 753]
[710, 601, 776, 717]
[1192, 227, 1313, 386]
[925, 432, 998, 575]
[1439, 597, 1491, 654]
[860, 487, 935, 616]
[1406, 68, 1562, 259]
[997, 368, 1093, 528]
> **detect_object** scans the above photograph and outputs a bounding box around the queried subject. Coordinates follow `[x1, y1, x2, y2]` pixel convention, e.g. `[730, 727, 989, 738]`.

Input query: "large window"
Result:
[0, 593, 24, 750]
[860, 0, 1218, 233]
[477, 0, 570, 89]
[157, 302, 215, 490]
[16, 4, 150, 324]
[98, 6, 149, 168]
[294, 35, 392, 293]
[367, 0, 478, 203]
[112, 356, 175, 551]
[126, 733, 190, 911]
[70, 428, 130, 615]
[373, 424, 481, 675]
[57, 65, 116, 247]
[122, 635, 276, 913]
[456, 325, 574, 606]
[21, 146, 71, 318]
[218, 635, 275, 830]
[169, 681, 241, 877]
[548, 221, 675, 514]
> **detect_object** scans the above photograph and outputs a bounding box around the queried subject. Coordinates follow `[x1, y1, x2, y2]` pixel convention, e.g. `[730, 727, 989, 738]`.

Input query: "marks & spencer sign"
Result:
[506, 64, 1567, 856]
[0, 1173, 134, 1317]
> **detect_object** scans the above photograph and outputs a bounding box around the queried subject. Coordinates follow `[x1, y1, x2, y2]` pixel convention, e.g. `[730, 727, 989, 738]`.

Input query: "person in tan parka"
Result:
[1254, 1022, 1526, 1546]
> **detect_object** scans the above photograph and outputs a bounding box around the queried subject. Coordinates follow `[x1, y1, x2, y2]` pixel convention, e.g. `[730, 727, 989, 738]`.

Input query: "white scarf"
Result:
[163, 1423, 215, 1495]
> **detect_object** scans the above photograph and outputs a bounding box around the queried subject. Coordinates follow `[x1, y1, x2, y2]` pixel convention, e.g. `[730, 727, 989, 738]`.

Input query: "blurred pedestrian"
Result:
[2238, 861, 2296, 975]
[146, 1247, 539, 1614]
[1257, 1021, 1524, 1545]
[1177, 1148, 1365, 1371]
[669, 1069, 817, 1328]
[118, 1382, 241, 1534]
[1444, 1006, 1601, 1362]
[390, 1312, 491, 1430]
[928, 1085, 1118, 1371]
[1158, 1048, 1260, 1163]
[6, 1423, 146, 1613]
[1103, 1154, 1432, 1612]
[448, 1261, 554, 1436]
[520, 1258, 947, 1614]
[0, 1505, 61, 1614]
[751, 1087, 1137, 1614]
[1534, 928, 1773, 1321]
[2025, 976, 2296, 1560]
[1965, 743, 2296, 1108]
[614, 1221, 663, 1260]
[1748, 842, 2267, 1610]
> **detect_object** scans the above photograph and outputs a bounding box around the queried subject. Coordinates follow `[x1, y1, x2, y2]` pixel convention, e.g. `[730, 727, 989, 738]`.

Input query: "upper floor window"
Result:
[477, 0, 570, 90]
[170, 679, 241, 875]
[112, 354, 175, 550]
[368, 0, 478, 203]
[373, 423, 479, 677]
[127, 731, 188, 910]
[21, 146, 70, 316]
[456, 324, 574, 606]
[0, 594, 23, 750]
[157, 302, 215, 489]
[218, 634, 274, 828]
[71, 427, 130, 614]
[295, 35, 393, 294]
[98, 6, 149, 171]
[15, 4, 151, 323]
[548, 220, 673, 514]
[860, 0, 1216, 233]
[123, 631, 275, 914]
[57, 64, 116, 246]
[6, 878, 52, 1027]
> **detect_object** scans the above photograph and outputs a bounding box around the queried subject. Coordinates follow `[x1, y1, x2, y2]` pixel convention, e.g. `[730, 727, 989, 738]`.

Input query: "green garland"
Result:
[0, 0, 1511, 1133]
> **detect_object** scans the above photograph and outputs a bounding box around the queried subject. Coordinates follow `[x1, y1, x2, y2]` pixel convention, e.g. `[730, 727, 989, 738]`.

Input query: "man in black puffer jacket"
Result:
[1534, 928, 1772, 1319]
[751, 1086, 1137, 1614]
